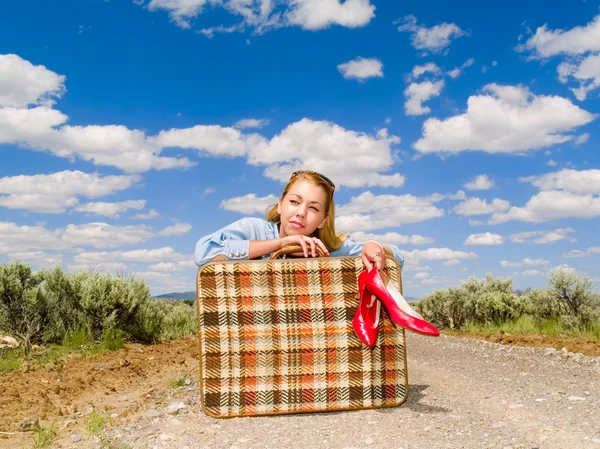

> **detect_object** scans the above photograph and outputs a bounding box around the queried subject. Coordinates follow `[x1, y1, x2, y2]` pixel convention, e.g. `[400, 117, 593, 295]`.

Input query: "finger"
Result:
[300, 240, 308, 257]
[309, 237, 316, 257]
[317, 240, 329, 256]
[362, 252, 373, 271]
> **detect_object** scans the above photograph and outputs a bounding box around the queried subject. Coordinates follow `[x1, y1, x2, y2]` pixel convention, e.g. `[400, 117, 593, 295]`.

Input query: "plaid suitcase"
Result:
[196, 246, 408, 418]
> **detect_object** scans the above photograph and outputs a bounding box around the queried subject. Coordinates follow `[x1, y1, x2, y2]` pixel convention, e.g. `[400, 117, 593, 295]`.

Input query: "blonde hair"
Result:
[265, 171, 346, 251]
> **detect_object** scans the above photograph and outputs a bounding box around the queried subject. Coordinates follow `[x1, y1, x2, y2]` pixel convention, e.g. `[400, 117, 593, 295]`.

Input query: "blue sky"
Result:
[1, 0, 599, 297]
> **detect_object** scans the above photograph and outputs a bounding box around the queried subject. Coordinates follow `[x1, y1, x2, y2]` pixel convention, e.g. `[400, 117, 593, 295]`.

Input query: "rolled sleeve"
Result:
[194, 217, 271, 267]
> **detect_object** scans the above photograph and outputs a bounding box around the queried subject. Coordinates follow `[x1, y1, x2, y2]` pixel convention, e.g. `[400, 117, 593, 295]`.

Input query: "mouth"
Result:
[289, 220, 304, 229]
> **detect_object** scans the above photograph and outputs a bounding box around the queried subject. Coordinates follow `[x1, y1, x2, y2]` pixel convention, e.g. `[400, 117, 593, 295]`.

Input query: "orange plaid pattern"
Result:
[196, 256, 407, 418]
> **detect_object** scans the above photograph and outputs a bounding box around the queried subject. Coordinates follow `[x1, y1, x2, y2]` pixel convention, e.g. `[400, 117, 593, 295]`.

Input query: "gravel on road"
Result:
[33, 332, 600, 449]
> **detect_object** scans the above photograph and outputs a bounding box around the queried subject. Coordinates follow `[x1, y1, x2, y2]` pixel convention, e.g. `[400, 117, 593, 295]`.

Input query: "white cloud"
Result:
[413, 84, 595, 154]
[410, 62, 441, 80]
[133, 270, 193, 294]
[146, 0, 375, 33]
[396, 14, 468, 53]
[453, 197, 510, 216]
[1, 56, 406, 184]
[0, 54, 197, 173]
[152, 125, 247, 157]
[574, 133, 589, 145]
[234, 118, 269, 129]
[500, 258, 550, 267]
[547, 159, 557, 167]
[558, 54, 600, 100]
[517, 16, 600, 58]
[0, 54, 66, 108]
[443, 259, 460, 266]
[68, 262, 129, 274]
[0, 220, 192, 265]
[464, 174, 494, 190]
[447, 57, 475, 79]
[133, 209, 159, 220]
[61, 223, 155, 248]
[6, 251, 63, 268]
[286, 0, 376, 30]
[520, 169, 600, 194]
[0, 107, 196, 172]
[404, 80, 445, 116]
[247, 118, 403, 188]
[464, 232, 504, 246]
[562, 246, 600, 258]
[510, 227, 576, 244]
[517, 17, 600, 100]
[199, 23, 244, 38]
[336, 192, 444, 232]
[488, 170, 600, 223]
[73, 247, 189, 264]
[74, 200, 146, 218]
[403, 247, 478, 261]
[402, 258, 431, 273]
[421, 278, 440, 285]
[147, 0, 209, 29]
[147, 260, 197, 271]
[220, 193, 278, 215]
[337, 57, 383, 81]
[550, 264, 577, 275]
[489, 190, 600, 224]
[158, 223, 192, 236]
[0, 222, 65, 253]
[0, 171, 141, 213]
[520, 270, 543, 276]
[350, 231, 433, 246]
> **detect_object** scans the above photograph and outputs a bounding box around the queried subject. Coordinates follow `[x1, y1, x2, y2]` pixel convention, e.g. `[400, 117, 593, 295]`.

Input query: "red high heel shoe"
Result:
[361, 266, 439, 337]
[353, 270, 382, 347]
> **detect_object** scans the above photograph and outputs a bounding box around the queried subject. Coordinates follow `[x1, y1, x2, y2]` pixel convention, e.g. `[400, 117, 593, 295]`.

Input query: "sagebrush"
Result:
[0, 262, 197, 352]
[414, 269, 600, 335]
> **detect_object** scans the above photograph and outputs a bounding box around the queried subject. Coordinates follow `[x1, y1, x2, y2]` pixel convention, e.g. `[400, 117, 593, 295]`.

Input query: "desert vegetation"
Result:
[414, 269, 600, 339]
[0, 262, 196, 367]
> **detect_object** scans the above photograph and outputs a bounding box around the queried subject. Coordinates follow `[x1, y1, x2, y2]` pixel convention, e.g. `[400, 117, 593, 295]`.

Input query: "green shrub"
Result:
[0, 262, 47, 353]
[0, 262, 198, 352]
[160, 301, 197, 340]
[414, 270, 599, 336]
[547, 268, 599, 326]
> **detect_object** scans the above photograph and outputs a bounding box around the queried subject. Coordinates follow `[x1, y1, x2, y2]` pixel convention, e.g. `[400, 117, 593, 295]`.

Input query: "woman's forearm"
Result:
[248, 239, 281, 260]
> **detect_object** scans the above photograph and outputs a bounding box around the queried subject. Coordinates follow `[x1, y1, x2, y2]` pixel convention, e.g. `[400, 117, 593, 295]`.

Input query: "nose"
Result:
[296, 204, 307, 218]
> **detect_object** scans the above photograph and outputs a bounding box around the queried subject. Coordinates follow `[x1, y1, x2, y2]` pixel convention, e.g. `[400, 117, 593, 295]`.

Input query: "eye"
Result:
[309, 206, 319, 211]
[290, 199, 299, 205]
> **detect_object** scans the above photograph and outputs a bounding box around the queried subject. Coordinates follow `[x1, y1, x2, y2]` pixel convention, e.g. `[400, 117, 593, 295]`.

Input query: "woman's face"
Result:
[277, 179, 328, 238]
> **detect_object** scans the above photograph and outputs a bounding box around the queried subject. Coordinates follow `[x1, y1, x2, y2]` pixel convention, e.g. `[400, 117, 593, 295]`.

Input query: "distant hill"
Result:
[154, 291, 418, 302]
[153, 291, 196, 301]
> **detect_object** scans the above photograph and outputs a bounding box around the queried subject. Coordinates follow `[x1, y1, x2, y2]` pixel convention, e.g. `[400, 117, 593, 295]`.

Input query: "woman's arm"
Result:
[248, 239, 282, 260]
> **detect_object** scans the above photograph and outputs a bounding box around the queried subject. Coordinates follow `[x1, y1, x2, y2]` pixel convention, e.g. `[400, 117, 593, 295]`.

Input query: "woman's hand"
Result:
[362, 241, 385, 271]
[279, 235, 329, 258]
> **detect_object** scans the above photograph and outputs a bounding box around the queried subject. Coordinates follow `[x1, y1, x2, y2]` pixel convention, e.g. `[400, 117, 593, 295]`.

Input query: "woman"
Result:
[195, 170, 438, 346]
[194, 170, 401, 270]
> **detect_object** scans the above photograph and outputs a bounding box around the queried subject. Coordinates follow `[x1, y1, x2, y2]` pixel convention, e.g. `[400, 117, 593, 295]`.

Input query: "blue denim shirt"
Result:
[194, 217, 404, 269]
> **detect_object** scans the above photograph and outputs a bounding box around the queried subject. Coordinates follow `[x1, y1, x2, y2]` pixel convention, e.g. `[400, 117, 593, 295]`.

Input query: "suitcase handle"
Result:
[269, 242, 327, 260]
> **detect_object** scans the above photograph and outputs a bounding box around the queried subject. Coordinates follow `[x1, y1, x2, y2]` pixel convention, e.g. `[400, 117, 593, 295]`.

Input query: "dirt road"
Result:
[2, 333, 599, 448]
